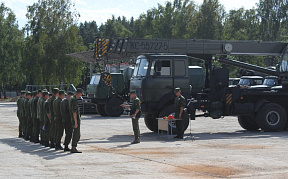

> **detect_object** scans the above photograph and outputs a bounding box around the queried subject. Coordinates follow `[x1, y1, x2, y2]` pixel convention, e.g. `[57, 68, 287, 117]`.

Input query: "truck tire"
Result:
[144, 114, 158, 132]
[105, 98, 124, 117]
[159, 104, 189, 134]
[256, 103, 287, 132]
[96, 104, 108, 116]
[237, 115, 259, 131]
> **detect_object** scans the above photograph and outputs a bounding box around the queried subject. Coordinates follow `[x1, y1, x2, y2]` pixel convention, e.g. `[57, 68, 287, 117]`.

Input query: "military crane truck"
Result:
[87, 66, 134, 117]
[70, 38, 288, 133]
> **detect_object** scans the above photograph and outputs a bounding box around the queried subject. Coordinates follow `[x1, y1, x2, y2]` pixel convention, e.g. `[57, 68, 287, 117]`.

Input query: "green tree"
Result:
[196, 0, 225, 39]
[79, 21, 98, 48]
[257, 0, 288, 41]
[0, 3, 25, 97]
[23, 0, 86, 86]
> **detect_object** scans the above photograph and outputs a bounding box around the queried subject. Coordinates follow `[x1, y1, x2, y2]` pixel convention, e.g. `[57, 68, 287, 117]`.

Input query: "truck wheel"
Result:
[96, 104, 108, 116]
[256, 103, 287, 132]
[144, 114, 158, 132]
[159, 104, 189, 134]
[237, 115, 259, 131]
[105, 98, 124, 117]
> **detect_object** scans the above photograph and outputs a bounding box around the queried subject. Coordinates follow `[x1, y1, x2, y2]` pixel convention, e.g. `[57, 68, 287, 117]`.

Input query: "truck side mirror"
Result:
[155, 61, 162, 72]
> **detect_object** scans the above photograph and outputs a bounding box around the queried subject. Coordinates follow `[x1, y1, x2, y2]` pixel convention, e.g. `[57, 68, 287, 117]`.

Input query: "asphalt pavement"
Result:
[1, 102, 288, 178]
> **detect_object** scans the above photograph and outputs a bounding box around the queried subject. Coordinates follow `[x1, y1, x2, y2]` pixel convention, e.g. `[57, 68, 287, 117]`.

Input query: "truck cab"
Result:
[249, 76, 279, 90]
[130, 54, 204, 132]
[238, 76, 263, 88]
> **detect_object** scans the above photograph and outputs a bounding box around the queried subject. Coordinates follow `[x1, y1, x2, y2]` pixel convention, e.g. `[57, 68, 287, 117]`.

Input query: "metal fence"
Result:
[25, 84, 77, 93]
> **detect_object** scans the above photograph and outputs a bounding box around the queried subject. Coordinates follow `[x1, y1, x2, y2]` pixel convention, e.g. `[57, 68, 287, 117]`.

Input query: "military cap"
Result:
[42, 91, 49, 96]
[174, 87, 181, 93]
[26, 91, 32, 96]
[76, 88, 83, 93]
[68, 91, 74, 95]
[42, 89, 48, 92]
[129, 90, 136, 95]
[59, 90, 65, 95]
[32, 91, 37, 96]
[21, 90, 26, 94]
[37, 89, 42, 93]
[52, 88, 59, 93]
[49, 93, 53, 96]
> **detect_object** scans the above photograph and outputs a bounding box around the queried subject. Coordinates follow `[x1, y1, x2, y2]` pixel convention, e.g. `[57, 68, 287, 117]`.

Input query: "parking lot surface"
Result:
[0, 102, 288, 178]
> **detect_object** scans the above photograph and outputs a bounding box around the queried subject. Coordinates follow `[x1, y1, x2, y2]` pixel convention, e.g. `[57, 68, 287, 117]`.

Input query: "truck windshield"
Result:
[263, 79, 277, 86]
[89, 75, 101, 85]
[133, 58, 148, 77]
[239, 79, 253, 86]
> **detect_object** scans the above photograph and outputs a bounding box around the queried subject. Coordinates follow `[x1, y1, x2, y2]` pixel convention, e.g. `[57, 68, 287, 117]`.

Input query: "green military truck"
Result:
[130, 54, 204, 132]
[87, 66, 134, 117]
[70, 38, 288, 133]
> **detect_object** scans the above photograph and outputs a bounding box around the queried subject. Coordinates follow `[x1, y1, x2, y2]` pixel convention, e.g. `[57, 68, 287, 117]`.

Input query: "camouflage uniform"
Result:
[31, 92, 40, 143]
[17, 91, 25, 137]
[47, 88, 59, 147]
[61, 92, 73, 150]
[37, 96, 45, 144]
[23, 94, 30, 140]
[53, 91, 65, 149]
[26, 93, 33, 140]
[69, 95, 81, 148]
[43, 98, 50, 147]
[174, 88, 186, 139]
[130, 96, 141, 142]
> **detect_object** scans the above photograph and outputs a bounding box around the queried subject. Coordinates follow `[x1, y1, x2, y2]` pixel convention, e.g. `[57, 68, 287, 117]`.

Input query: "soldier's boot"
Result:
[55, 144, 63, 150]
[34, 137, 40, 143]
[44, 141, 49, 147]
[18, 133, 23, 138]
[131, 138, 140, 144]
[49, 141, 55, 148]
[24, 135, 29, 141]
[70, 147, 82, 153]
[29, 136, 34, 143]
[64, 145, 70, 152]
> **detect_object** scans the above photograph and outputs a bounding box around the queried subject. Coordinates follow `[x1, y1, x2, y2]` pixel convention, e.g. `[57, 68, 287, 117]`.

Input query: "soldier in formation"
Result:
[69, 88, 83, 153]
[53, 90, 65, 150]
[31, 90, 42, 143]
[48, 88, 59, 148]
[16, 88, 83, 153]
[42, 91, 50, 147]
[17, 91, 26, 138]
[61, 91, 74, 151]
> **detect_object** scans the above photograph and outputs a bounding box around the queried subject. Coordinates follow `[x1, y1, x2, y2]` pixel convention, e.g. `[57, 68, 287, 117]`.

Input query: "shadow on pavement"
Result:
[0, 138, 72, 160]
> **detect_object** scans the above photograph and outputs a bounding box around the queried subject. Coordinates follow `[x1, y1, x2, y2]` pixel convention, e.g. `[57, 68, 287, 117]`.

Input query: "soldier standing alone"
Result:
[174, 87, 186, 139]
[53, 90, 65, 150]
[61, 91, 74, 151]
[121, 90, 141, 144]
[69, 88, 83, 153]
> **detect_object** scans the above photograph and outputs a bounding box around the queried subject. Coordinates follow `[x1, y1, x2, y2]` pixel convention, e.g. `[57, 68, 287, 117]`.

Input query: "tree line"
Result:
[1, 0, 288, 97]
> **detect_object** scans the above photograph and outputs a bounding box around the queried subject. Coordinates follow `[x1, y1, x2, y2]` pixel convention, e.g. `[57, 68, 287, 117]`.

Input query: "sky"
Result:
[1, 0, 259, 29]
